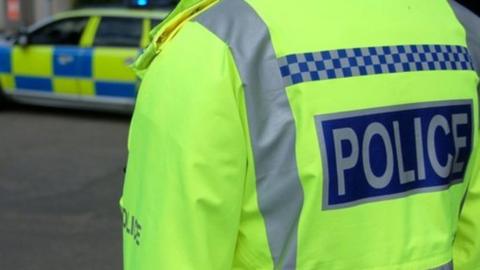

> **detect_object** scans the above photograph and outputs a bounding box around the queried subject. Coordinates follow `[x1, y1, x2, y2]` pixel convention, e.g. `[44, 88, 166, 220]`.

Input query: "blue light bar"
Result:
[136, 0, 148, 6]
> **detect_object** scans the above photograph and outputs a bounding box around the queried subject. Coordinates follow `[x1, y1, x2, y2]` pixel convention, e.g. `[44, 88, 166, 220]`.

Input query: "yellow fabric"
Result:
[122, 21, 259, 269]
[249, 0, 480, 268]
[286, 71, 478, 270]
[132, 0, 218, 78]
[122, 0, 480, 269]
[454, 134, 480, 270]
[252, 0, 466, 58]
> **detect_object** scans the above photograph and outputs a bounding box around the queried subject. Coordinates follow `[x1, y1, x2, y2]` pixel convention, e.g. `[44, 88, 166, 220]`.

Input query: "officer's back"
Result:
[122, 0, 480, 269]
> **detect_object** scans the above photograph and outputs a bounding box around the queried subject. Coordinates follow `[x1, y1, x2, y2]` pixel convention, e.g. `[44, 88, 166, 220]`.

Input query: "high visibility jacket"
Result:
[121, 0, 480, 269]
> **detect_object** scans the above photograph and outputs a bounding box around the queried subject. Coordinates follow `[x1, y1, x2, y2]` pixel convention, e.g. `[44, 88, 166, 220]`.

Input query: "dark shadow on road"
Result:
[1, 102, 132, 122]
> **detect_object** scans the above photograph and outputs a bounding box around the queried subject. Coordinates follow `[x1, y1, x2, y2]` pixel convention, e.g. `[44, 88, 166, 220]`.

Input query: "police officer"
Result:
[121, 0, 480, 269]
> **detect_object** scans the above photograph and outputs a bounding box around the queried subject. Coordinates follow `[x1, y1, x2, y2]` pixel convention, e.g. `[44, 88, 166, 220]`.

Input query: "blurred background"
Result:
[0, 1, 176, 270]
[0, 0, 179, 36]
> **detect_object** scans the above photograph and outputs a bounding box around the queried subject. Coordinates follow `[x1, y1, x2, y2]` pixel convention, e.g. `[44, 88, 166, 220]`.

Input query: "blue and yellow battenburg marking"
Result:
[316, 100, 473, 209]
[0, 44, 138, 98]
[92, 47, 139, 98]
[279, 44, 475, 86]
[0, 46, 15, 92]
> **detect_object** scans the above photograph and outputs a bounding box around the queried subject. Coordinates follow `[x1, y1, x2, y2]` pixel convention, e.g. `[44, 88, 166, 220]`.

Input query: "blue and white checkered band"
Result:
[278, 44, 475, 86]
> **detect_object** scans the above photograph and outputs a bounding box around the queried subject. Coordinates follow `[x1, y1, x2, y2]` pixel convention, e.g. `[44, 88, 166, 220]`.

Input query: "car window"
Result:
[29, 17, 88, 45]
[94, 17, 143, 48]
[151, 19, 163, 29]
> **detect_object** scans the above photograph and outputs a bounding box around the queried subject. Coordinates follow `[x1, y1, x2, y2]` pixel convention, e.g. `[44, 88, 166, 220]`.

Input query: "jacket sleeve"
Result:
[450, 4, 480, 269]
[454, 131, 480, 269]
[121, 21, 247, 270]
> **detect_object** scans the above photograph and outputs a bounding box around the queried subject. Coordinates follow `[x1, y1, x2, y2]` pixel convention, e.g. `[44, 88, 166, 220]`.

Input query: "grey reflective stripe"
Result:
[449, 0, 480, 76]
[279, 44, 474, 86]
[195, 0, 304, 269]
[429, 261, 453, 270]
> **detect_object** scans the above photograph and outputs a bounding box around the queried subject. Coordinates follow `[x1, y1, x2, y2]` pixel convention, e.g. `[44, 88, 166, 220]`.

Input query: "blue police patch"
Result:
[316, 100, 473, 210]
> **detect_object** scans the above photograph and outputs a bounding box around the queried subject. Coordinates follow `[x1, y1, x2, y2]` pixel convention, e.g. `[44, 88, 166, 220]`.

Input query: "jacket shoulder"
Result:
[133, 0, 220, 77]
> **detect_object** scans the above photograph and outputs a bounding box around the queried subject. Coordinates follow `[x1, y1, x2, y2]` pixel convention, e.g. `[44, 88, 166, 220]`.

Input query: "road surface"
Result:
[0, 103, 130, 270]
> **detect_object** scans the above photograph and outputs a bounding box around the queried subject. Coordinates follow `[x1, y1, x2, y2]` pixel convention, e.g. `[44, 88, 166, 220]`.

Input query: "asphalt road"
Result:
[0, 103, 130, 270]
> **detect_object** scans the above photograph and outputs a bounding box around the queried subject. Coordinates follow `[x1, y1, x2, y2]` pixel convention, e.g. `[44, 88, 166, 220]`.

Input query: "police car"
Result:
[0, 8, 169, 112]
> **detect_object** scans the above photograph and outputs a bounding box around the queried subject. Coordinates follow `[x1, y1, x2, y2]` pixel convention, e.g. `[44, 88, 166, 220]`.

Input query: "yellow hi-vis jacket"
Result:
[121, 0, 480, 269]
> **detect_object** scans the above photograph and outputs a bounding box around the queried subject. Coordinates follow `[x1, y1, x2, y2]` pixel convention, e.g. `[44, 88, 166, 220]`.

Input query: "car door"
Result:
[13, 16, 89, 97]
[86, 16, 143, 102]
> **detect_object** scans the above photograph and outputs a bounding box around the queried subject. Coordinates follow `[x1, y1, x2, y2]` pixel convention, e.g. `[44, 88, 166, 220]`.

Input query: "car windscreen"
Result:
[151, 19, 163, 29]
[29, 17, 88, 45]
[93, 17, 143, 48]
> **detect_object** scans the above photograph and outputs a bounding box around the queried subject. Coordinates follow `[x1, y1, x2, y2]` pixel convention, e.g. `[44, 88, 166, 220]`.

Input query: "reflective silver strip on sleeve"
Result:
[430, 261, 453, 270]
[449, 0, 480, 76]
[195, 0, 304, 269]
